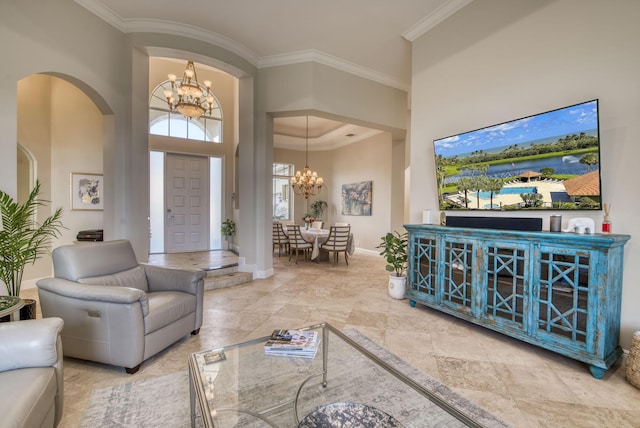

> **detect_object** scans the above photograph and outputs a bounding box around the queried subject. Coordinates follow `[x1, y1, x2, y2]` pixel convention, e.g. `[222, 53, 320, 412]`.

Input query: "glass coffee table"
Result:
[188, 323, 484, 427]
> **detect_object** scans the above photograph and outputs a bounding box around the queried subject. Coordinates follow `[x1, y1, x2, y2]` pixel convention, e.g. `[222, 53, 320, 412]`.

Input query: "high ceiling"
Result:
[76, 0, 473, 149]
[272, 116, 384, 152]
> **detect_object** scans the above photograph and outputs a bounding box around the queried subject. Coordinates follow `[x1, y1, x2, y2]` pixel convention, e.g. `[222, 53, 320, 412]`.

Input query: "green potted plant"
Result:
[376, 230, 408, 299]
[0, 180, 64, 319]
[221, 219, 235, 251]
[309, 200, 327, 221]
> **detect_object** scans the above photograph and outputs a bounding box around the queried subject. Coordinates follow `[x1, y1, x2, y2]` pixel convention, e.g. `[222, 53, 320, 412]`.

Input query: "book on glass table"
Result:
[264, 329, 320, 358]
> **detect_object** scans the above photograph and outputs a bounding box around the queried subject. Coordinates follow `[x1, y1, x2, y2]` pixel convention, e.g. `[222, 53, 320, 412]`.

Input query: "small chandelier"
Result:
[291, 116, 324, 199]
[163, 61, 214, 119]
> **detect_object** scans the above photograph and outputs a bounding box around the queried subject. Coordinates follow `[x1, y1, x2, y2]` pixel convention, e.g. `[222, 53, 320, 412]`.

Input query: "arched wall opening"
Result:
[17, 72, 113, 286]
[147, 57, 238, 253]
[270, 109, 407, 251]
[17, 144, 36, 205]
[127, 38, 257, 272]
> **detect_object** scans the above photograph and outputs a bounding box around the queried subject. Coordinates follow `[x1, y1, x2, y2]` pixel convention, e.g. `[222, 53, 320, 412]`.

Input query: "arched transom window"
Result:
[149, 80, 223, 142]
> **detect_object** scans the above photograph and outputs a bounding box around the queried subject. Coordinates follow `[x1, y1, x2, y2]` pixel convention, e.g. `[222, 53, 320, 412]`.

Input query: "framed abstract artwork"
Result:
[70, 172, 103, 211]
[341, 181, 372, 216]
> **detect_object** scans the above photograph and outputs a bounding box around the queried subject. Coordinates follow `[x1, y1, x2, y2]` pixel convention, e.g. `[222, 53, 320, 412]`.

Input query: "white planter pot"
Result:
[388, 274, 406, 299]
[223, 235, 234, 251]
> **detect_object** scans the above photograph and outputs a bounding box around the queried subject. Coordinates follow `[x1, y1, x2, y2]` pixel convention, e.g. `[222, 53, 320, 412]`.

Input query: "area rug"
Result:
[81, 329, 510, 427]
[81, 371, 195, 428]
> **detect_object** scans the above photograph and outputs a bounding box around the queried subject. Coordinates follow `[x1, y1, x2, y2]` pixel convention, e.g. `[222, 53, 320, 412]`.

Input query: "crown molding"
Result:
[402, 0, 473, 42]
[76, 0, 409, 91]
[75, 0, 259, 64]
[125, 18, 260, 65]
[258, 50, 409, 92]
[75, 0, 126, 32]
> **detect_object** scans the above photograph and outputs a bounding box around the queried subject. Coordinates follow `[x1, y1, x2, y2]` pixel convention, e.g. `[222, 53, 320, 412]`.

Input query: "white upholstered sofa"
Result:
[0, 317, 64, 428]
[37, 240, 206, 374]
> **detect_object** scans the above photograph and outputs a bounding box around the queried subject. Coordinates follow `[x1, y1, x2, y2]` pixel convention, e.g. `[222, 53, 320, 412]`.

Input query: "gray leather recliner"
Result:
[37, 240, 206, 374]
[0, 317, 64, 428]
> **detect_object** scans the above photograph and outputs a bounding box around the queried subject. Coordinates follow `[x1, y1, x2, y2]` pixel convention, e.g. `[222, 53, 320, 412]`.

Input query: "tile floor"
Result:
[21, 250, 640, 427]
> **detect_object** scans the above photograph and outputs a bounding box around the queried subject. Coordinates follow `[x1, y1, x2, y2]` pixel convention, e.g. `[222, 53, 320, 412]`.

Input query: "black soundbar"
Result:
[445, 216, 542, 232]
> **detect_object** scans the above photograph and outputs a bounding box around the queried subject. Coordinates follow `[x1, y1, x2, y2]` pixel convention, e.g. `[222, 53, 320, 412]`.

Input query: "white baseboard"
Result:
[237, 257, 255, 278]
[256, 268, 274, 279]
[355, 247, 379, 257]
[19, 278, 42, 290]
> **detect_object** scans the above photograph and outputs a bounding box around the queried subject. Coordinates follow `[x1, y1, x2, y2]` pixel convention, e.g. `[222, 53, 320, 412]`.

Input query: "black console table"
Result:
[405, 224, 631, 378]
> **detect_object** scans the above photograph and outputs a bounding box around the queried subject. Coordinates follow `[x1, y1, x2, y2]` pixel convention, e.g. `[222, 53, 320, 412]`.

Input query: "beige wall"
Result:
[409, 0, 640, 347]
[327, 132, 395, 250]
[50, 77, 104, 246]
[17, 75, 53, 281]
[260, 63, 407, 138]
[17, 75, 104, 282]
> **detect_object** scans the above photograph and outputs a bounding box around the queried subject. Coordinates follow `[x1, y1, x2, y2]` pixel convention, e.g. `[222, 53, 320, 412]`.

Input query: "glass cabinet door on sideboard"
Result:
[409, 233, 438, 304]
[409, 233, 531, 332]
[405, 224, 630, 379]
[483, 242, 530, 335]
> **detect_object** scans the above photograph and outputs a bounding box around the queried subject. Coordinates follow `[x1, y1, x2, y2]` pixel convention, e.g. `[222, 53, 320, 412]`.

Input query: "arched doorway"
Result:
[17, 144, 36, 205]
[17, 73, 110, 283]
[147, 57, 236, 253]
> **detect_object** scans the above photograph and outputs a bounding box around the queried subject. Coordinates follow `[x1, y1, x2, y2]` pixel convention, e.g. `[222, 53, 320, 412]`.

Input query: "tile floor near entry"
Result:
[21, 250, 640, 427]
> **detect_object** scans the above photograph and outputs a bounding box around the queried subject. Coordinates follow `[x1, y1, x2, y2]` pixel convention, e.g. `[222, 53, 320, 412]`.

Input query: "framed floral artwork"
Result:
[341, 181, 372, 216]
[70, 172, 103, 211]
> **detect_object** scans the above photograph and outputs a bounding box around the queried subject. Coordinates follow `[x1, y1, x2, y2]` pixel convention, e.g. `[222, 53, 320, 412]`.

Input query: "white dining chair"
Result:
[319, 225, 351, 266]
[272, 222, 290, 257]
[279, 220, 295, 233]
[311, 221, 323, 229]
[335, 222, 349, 227]
[288, 225, 313, 263]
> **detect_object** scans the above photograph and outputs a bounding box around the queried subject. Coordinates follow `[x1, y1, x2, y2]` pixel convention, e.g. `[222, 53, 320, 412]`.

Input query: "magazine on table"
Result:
[203, 349, 226, 365]
[200, 349, 225, 384]
[264, 329, 320, 358]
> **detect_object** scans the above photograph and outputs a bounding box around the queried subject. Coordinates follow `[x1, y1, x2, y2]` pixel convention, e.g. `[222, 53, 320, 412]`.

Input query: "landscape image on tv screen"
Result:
[434, 99, 601, 211]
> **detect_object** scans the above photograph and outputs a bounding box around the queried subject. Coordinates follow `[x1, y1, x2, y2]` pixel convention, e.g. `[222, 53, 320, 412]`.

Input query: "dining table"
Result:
[284, 226, 354, 261]
[300, 228, 330, 260]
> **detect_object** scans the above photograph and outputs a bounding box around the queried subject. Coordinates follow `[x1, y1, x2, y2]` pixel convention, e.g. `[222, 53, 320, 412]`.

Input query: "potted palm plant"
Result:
[0, 180, 64, 319]
[376, 230, 408, 299]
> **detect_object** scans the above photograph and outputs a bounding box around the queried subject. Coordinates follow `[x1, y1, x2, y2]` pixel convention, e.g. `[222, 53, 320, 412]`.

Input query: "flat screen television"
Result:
[433, 99, 602, 211]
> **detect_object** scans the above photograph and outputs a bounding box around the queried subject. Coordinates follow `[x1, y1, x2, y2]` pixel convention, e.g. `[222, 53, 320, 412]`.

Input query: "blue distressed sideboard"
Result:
[405, 224, 631, 378]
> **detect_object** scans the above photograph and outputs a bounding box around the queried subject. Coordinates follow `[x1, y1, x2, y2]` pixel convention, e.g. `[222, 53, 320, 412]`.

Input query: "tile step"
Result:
[204, 264, 239, 277]
[204, 271, 252, 290]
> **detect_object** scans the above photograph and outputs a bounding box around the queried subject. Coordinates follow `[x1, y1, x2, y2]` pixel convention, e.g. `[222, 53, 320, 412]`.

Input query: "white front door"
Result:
[165, 153, 209, 252]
